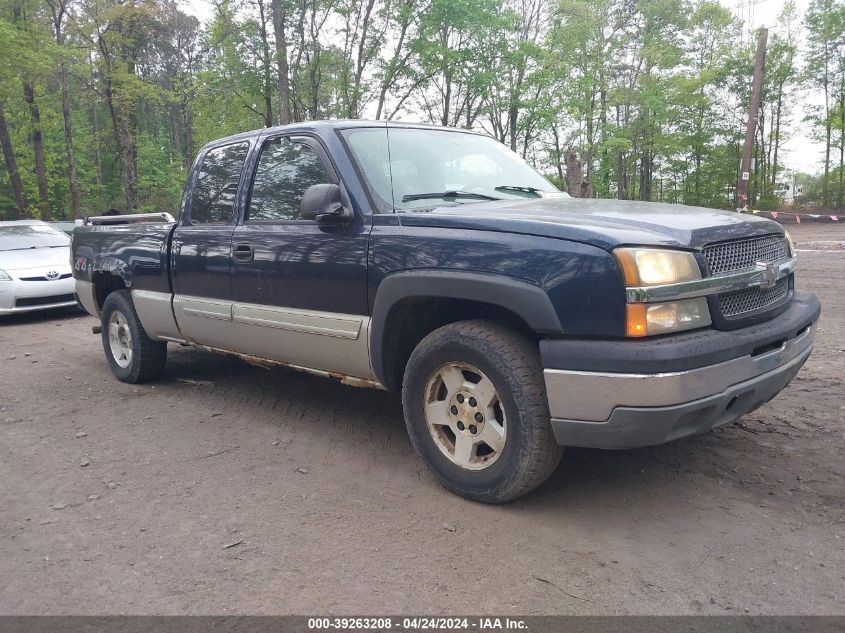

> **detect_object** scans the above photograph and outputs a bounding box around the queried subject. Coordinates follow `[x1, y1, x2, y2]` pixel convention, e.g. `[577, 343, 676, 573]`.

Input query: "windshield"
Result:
[0, 224, 70, 251]
[341, 127, 561, 212]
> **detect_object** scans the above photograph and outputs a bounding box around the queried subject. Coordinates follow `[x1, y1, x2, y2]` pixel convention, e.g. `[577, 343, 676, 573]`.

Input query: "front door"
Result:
[230, 134, 372, 379]
[171, 140, 251, 347]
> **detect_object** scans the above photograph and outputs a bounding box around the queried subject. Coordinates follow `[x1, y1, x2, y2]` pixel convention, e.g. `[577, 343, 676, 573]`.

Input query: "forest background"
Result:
[0, 0, 843, 220]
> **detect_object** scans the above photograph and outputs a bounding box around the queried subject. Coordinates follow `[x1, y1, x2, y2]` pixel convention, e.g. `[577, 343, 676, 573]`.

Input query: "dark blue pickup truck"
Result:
[71, 121, 820, 502]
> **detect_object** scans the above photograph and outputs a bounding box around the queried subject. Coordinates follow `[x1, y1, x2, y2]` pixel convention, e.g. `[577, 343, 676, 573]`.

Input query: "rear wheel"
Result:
[402, 320, 562, 503]
[100, 290, 167, 383]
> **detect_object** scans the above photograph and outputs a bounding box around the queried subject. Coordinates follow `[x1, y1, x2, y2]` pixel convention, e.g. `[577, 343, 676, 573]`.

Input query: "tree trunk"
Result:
[616, 107, 627, 200]
[584, 95, 596, 198]
[375, 2, 412, 121]
[88, 51, 103, 191]
[839, 88, 844, 209]
[271, 0, 292, 124]
[824, 117, 831, 206]
[22, 83, 51, 220]
[822, 72, 830, 206]
[92, 100, 103, 189]
[564, 148, 584, 198]
[639, 148, 652, 201]
[617, 153, 627, 200]
[256, 0, 273, 128]
[181, 98, 193, 168]
[771, 83, 784, 188]
[49, 1, 82, 219]
[508, 102, 518, 152]
[104, 78, 139, 211]
[758, 109, 767, 196]
[58, 61, 81, 219]
[551, 126, 564, 181]
[170, 107, 182, 161]
[0, 100, 31, 219]
[349, 0, 377, 118]
[98, 29, 139, 211]
[442, 72, 452, 126]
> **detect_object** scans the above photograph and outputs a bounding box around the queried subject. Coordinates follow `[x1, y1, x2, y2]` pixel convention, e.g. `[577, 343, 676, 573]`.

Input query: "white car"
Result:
[0, 220, 78, 315]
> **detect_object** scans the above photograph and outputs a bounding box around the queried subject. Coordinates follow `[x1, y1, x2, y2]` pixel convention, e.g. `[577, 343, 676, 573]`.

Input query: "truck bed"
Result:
[71, 222, 177, 295]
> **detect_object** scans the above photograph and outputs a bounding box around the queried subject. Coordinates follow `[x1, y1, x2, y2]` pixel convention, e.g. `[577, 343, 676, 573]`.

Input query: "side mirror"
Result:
[300, 183, 353, 224]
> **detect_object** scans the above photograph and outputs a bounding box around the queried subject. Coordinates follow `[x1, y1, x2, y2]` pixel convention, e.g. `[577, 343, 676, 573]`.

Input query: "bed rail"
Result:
[83, 212, 176, 225]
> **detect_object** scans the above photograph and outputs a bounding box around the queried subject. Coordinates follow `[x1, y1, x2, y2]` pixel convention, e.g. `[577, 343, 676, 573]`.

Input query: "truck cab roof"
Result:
[201, 120, 485, 152]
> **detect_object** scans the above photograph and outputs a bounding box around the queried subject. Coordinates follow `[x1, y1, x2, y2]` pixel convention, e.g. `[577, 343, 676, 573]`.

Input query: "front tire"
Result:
[100, 290, 167, 383]
[402, 320, 562, 503]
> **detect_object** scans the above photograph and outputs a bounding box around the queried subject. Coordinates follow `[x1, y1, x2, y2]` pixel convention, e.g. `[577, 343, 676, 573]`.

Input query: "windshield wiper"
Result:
[494, 185, 543, 197]
[401, 190, 500, 203]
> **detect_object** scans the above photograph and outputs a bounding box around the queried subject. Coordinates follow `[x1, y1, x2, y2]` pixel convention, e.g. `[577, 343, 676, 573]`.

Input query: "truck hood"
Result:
[397, 198, 784, 250]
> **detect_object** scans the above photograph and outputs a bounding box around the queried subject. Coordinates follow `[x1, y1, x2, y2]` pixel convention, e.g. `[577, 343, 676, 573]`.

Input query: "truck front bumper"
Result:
[541, 292, 820, 449]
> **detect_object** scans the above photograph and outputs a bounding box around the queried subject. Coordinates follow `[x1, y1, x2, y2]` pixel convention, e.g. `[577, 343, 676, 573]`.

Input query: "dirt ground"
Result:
[1, 223, 843, 616]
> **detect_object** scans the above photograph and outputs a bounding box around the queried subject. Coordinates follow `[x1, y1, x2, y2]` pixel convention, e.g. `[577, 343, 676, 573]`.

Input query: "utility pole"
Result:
[737, 27, 768, 211]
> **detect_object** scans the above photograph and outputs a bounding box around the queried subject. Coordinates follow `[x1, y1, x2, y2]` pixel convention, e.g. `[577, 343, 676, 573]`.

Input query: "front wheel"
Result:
[402, 320, 562, 503]
[100, 290, 167, 383]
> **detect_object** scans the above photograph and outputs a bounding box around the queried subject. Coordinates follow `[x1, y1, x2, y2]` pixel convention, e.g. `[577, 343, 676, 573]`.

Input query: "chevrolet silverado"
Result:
[71, 121, 820, 502]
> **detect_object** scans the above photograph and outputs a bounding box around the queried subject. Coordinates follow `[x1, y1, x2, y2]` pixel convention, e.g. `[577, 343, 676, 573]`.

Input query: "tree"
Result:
[373, 0, 423, 120]
[83, 0, 164, 210]
[0, 99, 31, 218]
[805, 0, 845, 207]
[12, 0, 52, 218]
[411, 0, 500, 127]
[46, 0, 82, 218]
[271, 0, 292, 123]
[0, 14, 33, 217]
[0, 0, 833, 220]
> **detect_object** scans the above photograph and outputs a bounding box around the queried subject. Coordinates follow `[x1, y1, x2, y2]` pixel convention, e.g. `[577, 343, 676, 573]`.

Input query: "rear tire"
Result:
[402, 320, 562, 503]
[100, 290, 167, 383]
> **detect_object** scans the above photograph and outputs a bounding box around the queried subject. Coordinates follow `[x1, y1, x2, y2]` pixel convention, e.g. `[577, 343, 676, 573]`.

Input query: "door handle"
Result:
[232, 242, 254, 263]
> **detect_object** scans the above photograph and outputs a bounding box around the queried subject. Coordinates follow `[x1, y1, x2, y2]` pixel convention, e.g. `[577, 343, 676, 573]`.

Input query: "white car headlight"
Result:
[0, 268, 11, 281]
[614, 247, 710, 337]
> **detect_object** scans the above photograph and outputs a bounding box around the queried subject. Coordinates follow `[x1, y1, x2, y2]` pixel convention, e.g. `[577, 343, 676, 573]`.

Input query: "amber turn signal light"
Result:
[626, 303, 648, 337]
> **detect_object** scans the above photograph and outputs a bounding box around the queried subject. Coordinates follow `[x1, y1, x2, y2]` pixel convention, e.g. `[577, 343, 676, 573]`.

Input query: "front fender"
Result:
[369, 270, 562, 387]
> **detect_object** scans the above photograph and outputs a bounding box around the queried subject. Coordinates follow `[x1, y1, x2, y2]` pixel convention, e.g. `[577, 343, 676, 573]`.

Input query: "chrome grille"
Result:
[718, 276, 790, 317]
[704, 235, 788, 274]
[703, 235, 791, 319]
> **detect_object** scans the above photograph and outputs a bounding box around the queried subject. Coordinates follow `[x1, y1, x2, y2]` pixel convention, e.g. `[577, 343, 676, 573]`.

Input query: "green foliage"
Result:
[756, 193, 781, 211]
[0, 0, 839, 220]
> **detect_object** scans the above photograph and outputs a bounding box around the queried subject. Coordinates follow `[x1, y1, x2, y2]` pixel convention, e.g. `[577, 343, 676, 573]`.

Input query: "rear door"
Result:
[229, 133, 373, 379]
[171, 140, 251, 347]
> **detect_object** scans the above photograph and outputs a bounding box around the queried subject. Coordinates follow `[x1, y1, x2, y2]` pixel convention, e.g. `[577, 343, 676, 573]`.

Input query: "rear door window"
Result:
[189, 142, 250, 224]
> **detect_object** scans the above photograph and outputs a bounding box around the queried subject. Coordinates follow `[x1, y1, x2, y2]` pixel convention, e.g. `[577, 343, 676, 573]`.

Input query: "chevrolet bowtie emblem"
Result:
[755, 261, 779, 290]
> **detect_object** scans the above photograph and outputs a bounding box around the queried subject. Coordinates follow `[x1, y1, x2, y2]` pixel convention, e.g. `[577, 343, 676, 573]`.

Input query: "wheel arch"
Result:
[370, 271, 562, 392]
[91, 268, 129, 312]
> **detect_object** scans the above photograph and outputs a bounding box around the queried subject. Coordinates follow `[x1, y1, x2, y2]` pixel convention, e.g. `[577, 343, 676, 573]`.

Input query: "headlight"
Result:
[626, 298, 711, 337]
[0, 268, 11, 281]
[614, 248, 701, 286]
[615, 247, 710, 337]
[784, 230, 795, 256]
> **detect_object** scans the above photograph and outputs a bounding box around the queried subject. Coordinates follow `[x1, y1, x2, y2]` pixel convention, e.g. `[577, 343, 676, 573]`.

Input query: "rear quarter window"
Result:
[189, 142, 250, 224]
